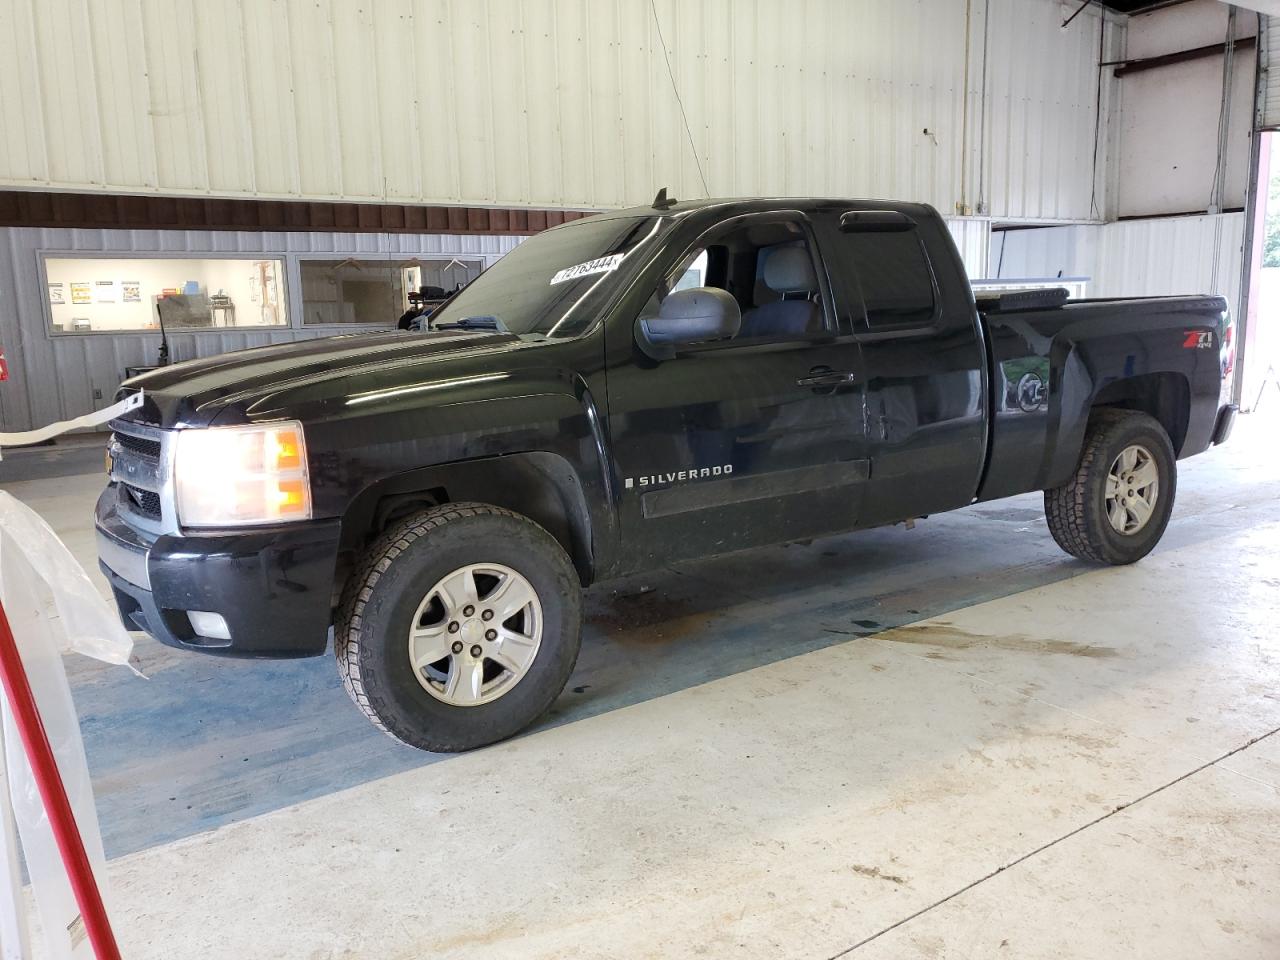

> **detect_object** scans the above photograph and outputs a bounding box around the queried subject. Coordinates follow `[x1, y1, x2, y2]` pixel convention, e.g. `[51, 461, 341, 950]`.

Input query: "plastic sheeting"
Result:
[0, 492, 133, 959]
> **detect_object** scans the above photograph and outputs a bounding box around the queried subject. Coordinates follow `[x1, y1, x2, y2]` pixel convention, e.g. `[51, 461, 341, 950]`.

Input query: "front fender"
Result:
[305, 371, 616, 582]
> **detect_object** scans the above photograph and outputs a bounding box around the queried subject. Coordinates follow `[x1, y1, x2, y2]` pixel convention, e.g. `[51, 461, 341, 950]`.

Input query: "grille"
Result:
[123, 484, 162, 519]
[114, 431, 161, 459]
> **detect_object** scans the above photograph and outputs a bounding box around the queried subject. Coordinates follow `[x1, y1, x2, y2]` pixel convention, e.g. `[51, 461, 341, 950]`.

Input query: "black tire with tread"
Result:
[1044, 408, 1177, 565]
[335, 502, 582, 752]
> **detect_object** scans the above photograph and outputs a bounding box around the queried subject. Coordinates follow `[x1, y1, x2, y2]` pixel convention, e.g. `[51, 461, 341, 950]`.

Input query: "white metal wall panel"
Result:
[944, 218, 992, 280]
[1265, 16, 1280, 127]
[1091, 214, 1245, 316]
[0, 0, 1118, 221]
[0, 226, 522, 433]
[979, 0, 1119, 221]
[993, 214, 1246, 317]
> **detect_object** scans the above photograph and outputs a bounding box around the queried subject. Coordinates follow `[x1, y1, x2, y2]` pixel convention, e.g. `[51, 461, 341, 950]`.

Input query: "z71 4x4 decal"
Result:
[1183, 330, 1214, 350]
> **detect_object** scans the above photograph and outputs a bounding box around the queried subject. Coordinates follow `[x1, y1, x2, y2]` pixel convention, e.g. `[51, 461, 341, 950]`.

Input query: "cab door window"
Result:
[642, 218, 833, 343]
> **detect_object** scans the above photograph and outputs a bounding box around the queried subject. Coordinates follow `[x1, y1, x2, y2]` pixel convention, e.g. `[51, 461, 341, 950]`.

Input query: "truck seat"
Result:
[738, 246, 820, 338]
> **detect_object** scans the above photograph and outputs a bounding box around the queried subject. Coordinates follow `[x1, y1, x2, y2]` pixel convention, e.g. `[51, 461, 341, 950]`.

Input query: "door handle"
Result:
[797, 369, 858, 388]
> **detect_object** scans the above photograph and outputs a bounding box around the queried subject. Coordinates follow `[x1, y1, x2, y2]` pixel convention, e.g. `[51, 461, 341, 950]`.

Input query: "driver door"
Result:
[604, 212, 869, 571]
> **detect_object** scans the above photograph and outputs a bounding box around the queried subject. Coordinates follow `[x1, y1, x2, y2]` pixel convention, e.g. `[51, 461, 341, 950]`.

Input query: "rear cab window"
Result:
[821, 213, 942, 334]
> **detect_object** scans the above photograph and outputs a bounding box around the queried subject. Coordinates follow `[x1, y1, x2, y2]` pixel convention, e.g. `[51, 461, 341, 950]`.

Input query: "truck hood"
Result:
[122, 329, 522, 427]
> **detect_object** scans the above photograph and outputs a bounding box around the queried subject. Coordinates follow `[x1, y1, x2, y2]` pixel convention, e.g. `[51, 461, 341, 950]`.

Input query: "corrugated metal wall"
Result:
[978, 0, 1120, 221]
[0, 227, 521, 432]
[0, 0, 1117, 222]
[946, 218, 991, 279]
[1090, 213, 1245, 314]
[991, 213, 1246, 316]
[1263, 16, 1280, 128]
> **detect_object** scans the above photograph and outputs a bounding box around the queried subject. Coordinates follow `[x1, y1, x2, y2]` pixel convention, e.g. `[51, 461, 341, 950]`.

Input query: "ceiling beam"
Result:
[1110, 34, 1256, 77]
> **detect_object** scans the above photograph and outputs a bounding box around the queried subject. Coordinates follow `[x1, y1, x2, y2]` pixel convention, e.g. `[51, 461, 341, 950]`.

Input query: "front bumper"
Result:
[95, 487, 341, 658]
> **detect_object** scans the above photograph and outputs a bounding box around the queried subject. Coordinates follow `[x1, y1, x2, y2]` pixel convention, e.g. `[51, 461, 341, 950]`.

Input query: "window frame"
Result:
[293, 253, 486, 331]
[645, 211, 844, 353]
[837, 220, 945, 340]
[38, 251, 291, 338]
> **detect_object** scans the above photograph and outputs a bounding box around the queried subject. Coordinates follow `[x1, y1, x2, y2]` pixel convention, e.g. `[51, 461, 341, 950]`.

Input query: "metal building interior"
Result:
[0, 0, 1277, 957]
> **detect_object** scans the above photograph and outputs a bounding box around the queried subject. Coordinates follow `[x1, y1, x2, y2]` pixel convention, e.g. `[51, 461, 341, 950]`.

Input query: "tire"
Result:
[1044, 408, 1177, 565]
[335, 503, 582, 752]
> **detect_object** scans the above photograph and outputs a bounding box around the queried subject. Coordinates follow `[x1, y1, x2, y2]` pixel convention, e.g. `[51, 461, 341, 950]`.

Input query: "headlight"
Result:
[174, 421, 312, 526]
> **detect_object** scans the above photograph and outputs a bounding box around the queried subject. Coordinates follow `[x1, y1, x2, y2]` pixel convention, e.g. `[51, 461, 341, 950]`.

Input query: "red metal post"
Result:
[0, 602, 121, 960]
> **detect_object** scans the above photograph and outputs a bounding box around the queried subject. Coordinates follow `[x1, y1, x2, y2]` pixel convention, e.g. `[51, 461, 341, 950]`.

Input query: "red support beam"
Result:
[0, 603, 121, 960]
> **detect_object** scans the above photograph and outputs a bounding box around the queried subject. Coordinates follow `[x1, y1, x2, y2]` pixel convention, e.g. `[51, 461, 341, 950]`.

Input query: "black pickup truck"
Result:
[96, 197, 1237, 751]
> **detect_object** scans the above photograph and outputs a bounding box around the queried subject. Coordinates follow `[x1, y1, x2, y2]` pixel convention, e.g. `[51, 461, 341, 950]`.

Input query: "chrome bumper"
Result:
[95, 488, 151, 589]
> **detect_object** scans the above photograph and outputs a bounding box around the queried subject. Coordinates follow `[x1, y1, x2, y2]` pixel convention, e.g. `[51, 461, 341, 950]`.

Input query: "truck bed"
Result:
[975, 291, 1230, 503]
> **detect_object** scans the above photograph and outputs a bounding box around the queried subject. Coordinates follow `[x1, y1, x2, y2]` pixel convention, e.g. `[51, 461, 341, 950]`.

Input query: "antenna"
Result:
[652, 187, 677, 210]
[154, 300, 171, 366]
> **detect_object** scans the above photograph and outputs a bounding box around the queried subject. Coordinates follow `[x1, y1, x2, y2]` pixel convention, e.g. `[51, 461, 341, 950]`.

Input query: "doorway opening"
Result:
[1244, 130, 1280, 411]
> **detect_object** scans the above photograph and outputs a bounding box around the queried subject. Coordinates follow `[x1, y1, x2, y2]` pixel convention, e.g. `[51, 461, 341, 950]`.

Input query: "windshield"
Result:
[427, 215, 663, 338]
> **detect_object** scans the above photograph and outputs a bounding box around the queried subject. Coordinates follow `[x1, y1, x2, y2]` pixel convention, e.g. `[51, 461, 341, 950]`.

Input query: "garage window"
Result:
[299, 258, 483, 326]
[43, 257, 287, 333]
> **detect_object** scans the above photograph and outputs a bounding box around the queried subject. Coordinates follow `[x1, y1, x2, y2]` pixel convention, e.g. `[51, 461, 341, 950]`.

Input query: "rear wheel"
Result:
[1044, 409, 1177, 565]
[335, 503, 582, 752]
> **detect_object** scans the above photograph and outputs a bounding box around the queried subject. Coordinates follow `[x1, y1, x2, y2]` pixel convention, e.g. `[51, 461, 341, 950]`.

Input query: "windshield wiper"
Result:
[430, 315, 507, 332]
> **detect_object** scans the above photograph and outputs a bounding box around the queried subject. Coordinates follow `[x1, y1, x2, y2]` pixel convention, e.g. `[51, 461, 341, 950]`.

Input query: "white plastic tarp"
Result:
[0, 492, 133, 959]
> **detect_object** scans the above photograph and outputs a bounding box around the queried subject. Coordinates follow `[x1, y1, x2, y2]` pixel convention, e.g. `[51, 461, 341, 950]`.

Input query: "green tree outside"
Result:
[1264, 174, 1280, 268]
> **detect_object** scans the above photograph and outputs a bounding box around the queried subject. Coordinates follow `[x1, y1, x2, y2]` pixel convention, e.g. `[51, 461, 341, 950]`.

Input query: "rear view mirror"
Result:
[839, 210, 917, 233]
[637, 287, 741, 358]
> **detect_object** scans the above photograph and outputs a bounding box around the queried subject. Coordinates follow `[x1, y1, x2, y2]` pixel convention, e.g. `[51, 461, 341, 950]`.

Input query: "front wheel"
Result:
[335, 503, 582, 752]
[1044, 409, 1177, 565]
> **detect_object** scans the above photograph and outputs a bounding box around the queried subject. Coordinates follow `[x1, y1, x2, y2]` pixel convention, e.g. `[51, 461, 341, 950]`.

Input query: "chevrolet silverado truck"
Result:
[96, 197, 1238, 752]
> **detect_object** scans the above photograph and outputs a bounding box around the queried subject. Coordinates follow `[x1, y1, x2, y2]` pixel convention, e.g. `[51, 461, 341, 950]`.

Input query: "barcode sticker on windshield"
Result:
[549, 254, 624, 285]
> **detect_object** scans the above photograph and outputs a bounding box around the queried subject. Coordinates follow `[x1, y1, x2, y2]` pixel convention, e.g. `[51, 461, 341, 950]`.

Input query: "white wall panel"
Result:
[0, 226, 522, 433]
[0, 0, 1119, 222]
[1265, 16, 1280, 127]
[1090, 213, 1245, 315]
[978, 0, 1120, 222]
[989, 214, 1245, 318]
[944, 218, 991, 280]
[1117, 1, 1258, 217]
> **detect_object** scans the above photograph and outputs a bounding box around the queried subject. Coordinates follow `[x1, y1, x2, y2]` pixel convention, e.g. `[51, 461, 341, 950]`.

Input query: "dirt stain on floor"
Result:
[881, 621, 1117, 658]
[589, 589, 719, 646]
[852, 864, 908, 885]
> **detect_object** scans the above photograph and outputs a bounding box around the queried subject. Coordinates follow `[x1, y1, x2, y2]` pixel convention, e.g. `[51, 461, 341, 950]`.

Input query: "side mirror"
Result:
[637, 287, 741, 358]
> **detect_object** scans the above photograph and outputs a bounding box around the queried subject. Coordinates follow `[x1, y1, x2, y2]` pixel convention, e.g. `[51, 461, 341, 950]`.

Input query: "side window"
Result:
[843, 231, 937, 329]
[671, 249, 708, 292]
[645, 218, 831, 343]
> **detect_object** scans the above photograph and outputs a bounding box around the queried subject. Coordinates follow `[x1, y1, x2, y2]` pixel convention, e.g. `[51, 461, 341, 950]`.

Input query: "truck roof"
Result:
[557, 196, 935, 227]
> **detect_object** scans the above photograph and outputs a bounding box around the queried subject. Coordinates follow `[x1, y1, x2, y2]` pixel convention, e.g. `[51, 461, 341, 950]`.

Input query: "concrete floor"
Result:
[5, 410, 1280, 958]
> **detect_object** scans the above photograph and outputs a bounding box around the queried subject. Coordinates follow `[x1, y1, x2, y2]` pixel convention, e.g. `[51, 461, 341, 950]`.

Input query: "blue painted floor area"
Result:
[57, 445, 1276, 861]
